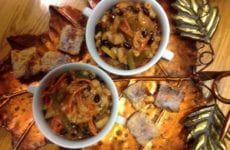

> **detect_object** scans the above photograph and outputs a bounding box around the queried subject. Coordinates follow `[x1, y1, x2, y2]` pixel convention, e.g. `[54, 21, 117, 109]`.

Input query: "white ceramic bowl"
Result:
[84, 0, 174, 76]
[31, 63, 119, 149]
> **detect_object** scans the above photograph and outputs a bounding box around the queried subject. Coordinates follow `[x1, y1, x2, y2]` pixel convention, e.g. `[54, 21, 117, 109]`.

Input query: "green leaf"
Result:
[172, 0, 220, 43]
[184, 105, 227, 150]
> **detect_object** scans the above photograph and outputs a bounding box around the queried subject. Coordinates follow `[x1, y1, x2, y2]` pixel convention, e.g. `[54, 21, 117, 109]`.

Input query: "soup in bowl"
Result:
[85, 0, 174, 76]
[31, 63, 119, 149]
[95, 1, 161, 70]
[41, 69, 112, 140]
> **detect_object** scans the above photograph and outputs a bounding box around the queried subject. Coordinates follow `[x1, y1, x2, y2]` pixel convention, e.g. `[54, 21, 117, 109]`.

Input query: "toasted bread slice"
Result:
[41, 51, 71, 72]
[58, 25, 85, 55]
[11, 47, 41, 78]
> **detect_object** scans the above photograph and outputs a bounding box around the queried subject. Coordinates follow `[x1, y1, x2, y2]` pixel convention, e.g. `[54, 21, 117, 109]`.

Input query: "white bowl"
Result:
[84, 0, 173, 76]
[31, 63, 119, 149]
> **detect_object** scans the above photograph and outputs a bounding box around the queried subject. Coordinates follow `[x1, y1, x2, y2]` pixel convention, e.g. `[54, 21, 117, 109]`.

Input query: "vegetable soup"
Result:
[41, 70, 112, 140]
[95, 1, 161, 70]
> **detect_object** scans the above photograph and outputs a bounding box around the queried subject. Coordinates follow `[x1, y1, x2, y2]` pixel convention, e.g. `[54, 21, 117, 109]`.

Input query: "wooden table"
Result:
[0, 0, 229, 149]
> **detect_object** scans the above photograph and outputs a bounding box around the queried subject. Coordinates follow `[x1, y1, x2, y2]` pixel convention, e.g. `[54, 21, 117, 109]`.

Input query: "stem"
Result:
[0, 90, 28, 108]
[197, 42, 215, 72]
[113, 76, 190, 82]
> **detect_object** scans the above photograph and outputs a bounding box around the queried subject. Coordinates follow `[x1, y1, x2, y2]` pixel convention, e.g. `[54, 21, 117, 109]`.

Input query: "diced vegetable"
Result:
[76, 70, 90, 78]
[129, 16, 139, 31]
[120, 18, 134, 38]
[102, 31, 113, 42]
[138, 11, 153, 29]
[144, 2, 157, 19]
[105, 58, 126, 69]
[117, 48, 127, 64]
[133, 31, 142, 49]
[42, 70, 112, 140]
[42, 104, 48, 110]
[52, 91, 72, 133]
[135, 52, 147, 64]
[113, 33, 125, 45]
[110, 17, 120, 32]
[116, 1, 132, 9]
[95, 116, 109, 129]
[44, 110, 55, 119]
[101, 46, 116, 59]
[134, 48, 153, 64]
[95, 1, 161, 70]
[88, 118, 97, 135]
[127, 51, 136, 69]
[138, 37, 149, 52]
[52, 88, 65, 103]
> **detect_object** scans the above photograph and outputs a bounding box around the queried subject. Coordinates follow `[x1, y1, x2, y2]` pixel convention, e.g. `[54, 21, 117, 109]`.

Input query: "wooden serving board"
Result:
[0, 0, 229, 149]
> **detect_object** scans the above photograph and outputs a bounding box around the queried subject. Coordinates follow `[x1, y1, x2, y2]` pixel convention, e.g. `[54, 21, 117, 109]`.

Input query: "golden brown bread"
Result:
[40, 51, 71, 72]
[11, 47, 41, 78]
[11, 47, 71, 78]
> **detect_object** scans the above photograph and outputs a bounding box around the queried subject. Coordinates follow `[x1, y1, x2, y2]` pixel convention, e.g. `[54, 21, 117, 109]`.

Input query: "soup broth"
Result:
[95, 1, 161, 70]
[41, 70, 112, 140]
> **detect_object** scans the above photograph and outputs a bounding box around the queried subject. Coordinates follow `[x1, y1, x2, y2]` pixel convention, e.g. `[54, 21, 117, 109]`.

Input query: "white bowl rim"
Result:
[32, 63, 119, 149]
[86, 0, 170, 76]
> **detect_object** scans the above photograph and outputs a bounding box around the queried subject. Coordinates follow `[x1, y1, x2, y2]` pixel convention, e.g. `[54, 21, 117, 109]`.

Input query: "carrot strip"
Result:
[41, 91, 52, 99]
[120, 19, 133, 38]
[50, 73, 67, 92]
[75, 85, 89, 94]
[50, 117, 63, 133]
[70, 85, 88, 111]
[64, 84, 88, 112]
[88, 118, 97, 135]
[41, 78, 56, 99]
[88, 104, 96, 111]
[66, 94, 74, 113]
[77, 92, 84, 106]
[72, 78, 91, 84]
[47, 99, 53, 110]
[138, 37, 149, 52]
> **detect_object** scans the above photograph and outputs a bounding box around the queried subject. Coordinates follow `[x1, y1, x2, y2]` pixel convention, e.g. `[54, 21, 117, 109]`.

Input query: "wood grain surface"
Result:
[0, 0, 229, 149]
